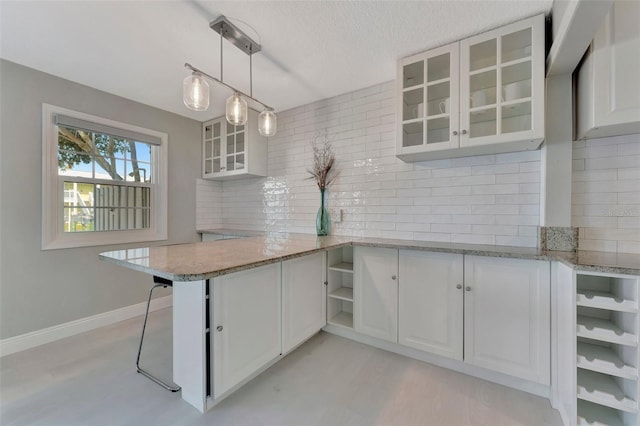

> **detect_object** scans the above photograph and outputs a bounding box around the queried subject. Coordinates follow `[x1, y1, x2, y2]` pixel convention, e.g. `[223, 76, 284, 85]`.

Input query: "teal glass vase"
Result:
[316, 189, 330, 236]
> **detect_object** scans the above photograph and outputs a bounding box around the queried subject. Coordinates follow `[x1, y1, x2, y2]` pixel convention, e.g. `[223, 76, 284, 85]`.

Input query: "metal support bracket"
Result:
[209, 15, 261, 55]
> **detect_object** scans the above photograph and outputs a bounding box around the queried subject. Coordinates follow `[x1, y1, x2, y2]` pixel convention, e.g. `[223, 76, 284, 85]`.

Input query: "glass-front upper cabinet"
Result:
[203, 120, 222, 174]
[225, 121, 245, 172]
[396, 14, 544, 162]
[202, 109, 267, 180]
[459, 15, 544, 148]
[397, 43, 460, 158]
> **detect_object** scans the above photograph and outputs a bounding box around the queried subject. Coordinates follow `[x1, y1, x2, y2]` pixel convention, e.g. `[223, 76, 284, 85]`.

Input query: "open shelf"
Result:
[328, 262, 353, 273]
[577, 342, 638, 380]
[328, 311, 353, 328]
[329, 287, 353, 302]
[327, 246, 354, 330]
[577, 290, 638, 313]
[577, 316, 638, 347]
[578, 400, 625, 426]
[577, 369, 638, 413]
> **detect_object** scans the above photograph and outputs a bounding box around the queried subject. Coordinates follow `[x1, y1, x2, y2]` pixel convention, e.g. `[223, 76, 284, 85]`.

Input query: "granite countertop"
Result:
[100, 232, 640, 281]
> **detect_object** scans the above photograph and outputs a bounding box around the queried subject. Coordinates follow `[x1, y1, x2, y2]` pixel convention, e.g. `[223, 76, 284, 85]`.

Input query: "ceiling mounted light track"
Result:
[183, 15, 277, 137]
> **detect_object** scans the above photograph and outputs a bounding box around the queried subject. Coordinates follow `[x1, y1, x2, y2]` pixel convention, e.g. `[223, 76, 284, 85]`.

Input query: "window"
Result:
[42, 104, 168, 249]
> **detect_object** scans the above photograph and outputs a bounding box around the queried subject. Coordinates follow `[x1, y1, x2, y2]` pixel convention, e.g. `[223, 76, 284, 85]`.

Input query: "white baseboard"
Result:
[0, 295, 172, 357]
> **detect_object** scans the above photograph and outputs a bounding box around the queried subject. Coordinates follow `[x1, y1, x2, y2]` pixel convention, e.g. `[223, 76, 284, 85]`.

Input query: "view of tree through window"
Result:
[58, 126, 153, 232]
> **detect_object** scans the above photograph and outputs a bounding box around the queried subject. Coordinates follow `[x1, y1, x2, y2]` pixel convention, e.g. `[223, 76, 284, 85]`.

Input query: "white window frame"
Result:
[42, 103, 168, 250]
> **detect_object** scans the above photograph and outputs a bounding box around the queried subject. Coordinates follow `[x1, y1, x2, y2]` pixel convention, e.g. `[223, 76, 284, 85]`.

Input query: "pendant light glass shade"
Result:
[258, 109, 277, 137]
[183, 73, 209, 111]
[226, 93, 248, 126]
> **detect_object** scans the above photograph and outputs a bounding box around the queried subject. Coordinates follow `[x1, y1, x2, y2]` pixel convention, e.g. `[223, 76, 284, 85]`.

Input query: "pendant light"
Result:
[183, 72, 209, 111]
[226, 93, 248, 126]
[183, 15, 277, 137]
[258, 108, 277, 137]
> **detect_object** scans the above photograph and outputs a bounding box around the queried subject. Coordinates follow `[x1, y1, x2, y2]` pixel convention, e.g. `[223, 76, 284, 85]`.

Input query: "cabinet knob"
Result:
[452, 130, 458, 136]
[461, 129, 468, 135]
[392, 275, 397, 281]
[465, 286, 471, 292]
[456, 284, 462, 290]
[216, 326, 223, 332]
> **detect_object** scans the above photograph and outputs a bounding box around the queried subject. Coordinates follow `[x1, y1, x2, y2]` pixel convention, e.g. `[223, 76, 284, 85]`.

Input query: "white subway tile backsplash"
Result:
[572, 132, 640, 253]
[496, 236, 538, 247]
[197, 81, 549, 248]
[195, 179, 222, 231]
[618, 241, 640, 254]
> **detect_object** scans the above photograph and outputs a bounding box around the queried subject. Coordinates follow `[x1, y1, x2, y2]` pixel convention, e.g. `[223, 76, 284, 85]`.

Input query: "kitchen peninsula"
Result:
[100, 234, 640, 415]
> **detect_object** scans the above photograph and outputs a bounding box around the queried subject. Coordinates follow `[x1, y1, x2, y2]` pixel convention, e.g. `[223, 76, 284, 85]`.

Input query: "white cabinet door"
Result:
[396, 42, 460, 159]
[576, 0, 640, 139]
[459, 14, 544, 148]
[202, 118, 224, 176]
[282, 252, 326, 354]
[212, 262, 281, 398]
[464, 255, 550, 385]
[354, 246, 398, 343]
[398, 250, 464, 360]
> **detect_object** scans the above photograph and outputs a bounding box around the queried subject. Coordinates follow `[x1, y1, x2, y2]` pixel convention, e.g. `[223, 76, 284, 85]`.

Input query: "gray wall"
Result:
[0, 60, 201, 340]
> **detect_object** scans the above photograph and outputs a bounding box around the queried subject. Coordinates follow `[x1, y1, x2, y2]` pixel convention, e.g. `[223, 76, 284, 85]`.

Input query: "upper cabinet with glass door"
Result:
[460, 15, 544, 149]
[202, 109, 268, 180]
[397, 43, 460, 159]
[397, 14, 545, 162]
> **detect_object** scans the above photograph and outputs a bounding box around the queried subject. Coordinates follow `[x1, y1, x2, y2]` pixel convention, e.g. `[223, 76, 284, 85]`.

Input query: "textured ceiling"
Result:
[0, 0, 552, 122]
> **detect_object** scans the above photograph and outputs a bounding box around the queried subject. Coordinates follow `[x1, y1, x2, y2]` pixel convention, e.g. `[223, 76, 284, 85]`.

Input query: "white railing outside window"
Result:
[42, 104, 168, 249]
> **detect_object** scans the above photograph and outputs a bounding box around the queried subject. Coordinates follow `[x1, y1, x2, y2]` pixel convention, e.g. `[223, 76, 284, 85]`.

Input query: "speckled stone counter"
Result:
[100, 234, 353, 281]
[100, 233, 640, 281]
[551, 250, 640, 276]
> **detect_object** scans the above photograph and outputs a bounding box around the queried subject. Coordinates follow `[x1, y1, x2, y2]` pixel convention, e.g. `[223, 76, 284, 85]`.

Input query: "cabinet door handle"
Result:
[216, 326, 223, 332]
[391, 275, 397, 281]
[452, 130, 458, 136]
[465, 286, 471, 292]
[461, 129, 468, 135]
[456, 284, 462, 290]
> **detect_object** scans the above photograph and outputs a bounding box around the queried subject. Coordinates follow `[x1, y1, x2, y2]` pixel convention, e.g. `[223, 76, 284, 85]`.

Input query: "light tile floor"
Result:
[0, 308, 562, 425]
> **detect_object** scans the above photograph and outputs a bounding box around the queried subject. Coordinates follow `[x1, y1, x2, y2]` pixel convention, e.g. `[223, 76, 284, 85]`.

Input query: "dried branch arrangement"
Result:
[307, 133, 338, 191]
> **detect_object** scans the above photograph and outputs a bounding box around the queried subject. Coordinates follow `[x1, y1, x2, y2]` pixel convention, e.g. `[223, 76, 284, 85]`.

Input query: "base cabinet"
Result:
[353, 248, 551, 385]
[282, 253, 326, 354]
[398, 250, 464, 360]
[212, 263, 281, 398]
[354, 246, 398, 343]
[464, 255, 550, 385]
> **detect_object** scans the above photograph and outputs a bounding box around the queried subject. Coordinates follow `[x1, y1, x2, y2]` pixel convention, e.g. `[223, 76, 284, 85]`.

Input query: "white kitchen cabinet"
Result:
[575, 0, 640, 140]
[282, 253, 326, 354]
[354, 246, 398, 343]
[212, 263, 281, 398]
[397, 43, 460, 156]
[398, 250, 464, 360]
[397, 14, 545, 161]
[202, 109, 267, 180]
[464, 255, 550, 385]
